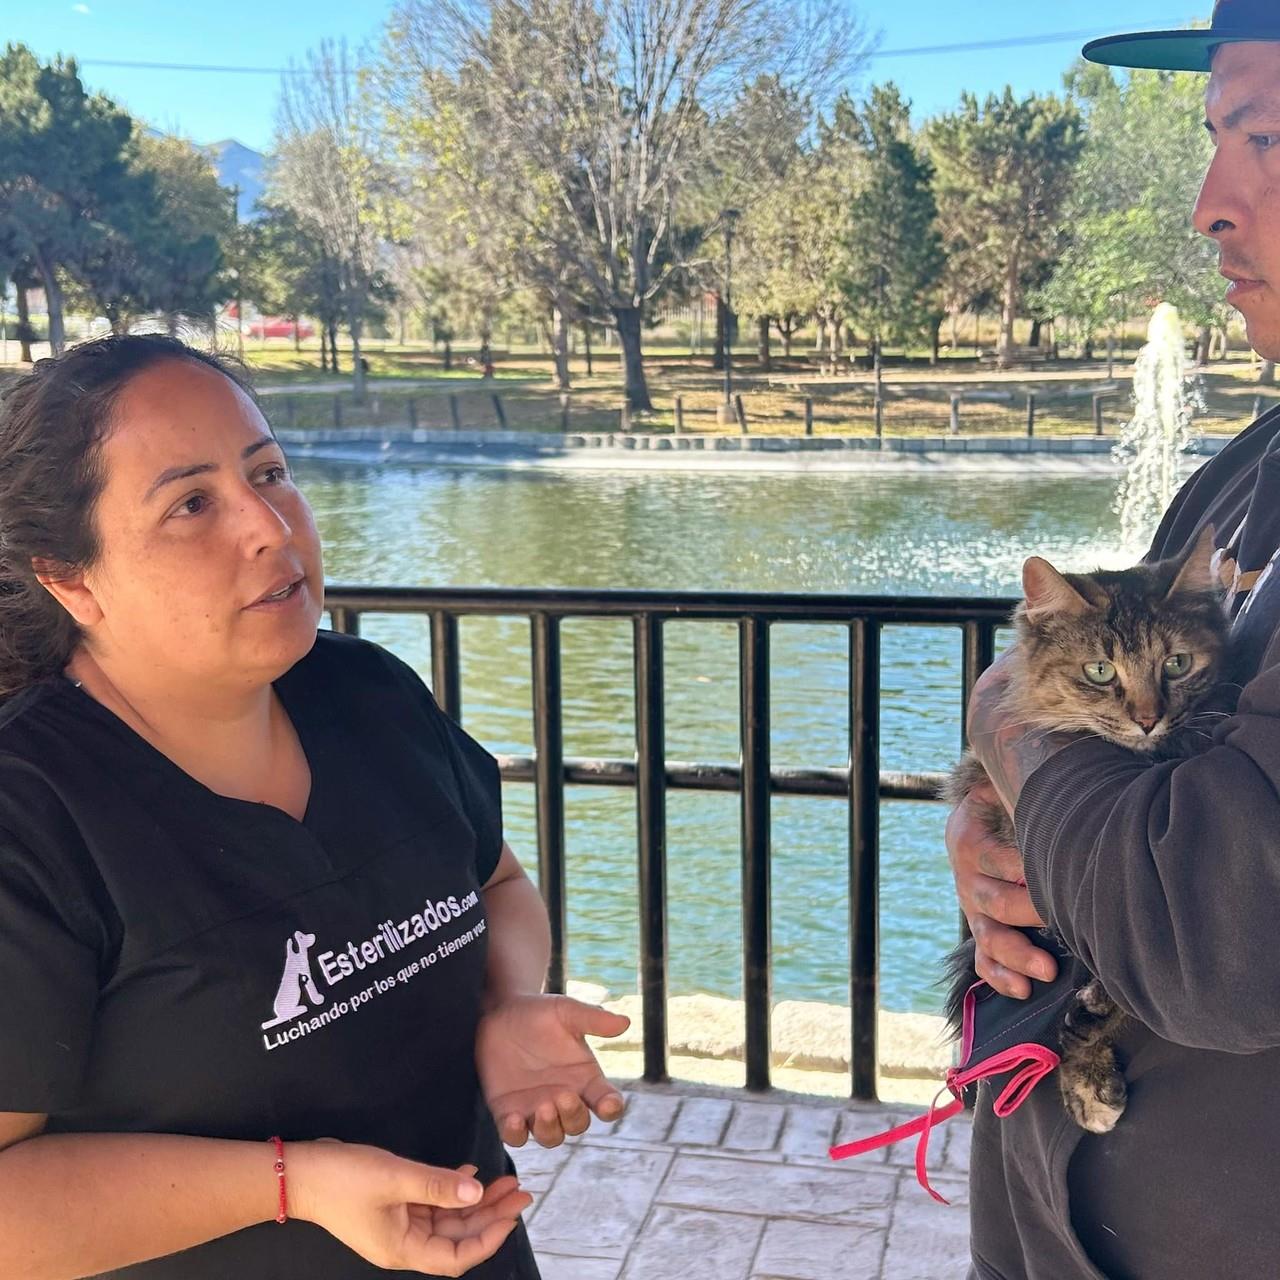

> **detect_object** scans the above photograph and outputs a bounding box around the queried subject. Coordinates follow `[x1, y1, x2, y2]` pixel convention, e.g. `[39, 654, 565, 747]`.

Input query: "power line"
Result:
[79, 59, 312, 76]
[872, 28, 1152, 60]
[75, 21, 1195, 76]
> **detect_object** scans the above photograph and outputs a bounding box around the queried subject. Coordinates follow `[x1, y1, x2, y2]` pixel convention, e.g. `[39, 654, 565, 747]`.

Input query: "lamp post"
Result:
[717, 208, 741, 428]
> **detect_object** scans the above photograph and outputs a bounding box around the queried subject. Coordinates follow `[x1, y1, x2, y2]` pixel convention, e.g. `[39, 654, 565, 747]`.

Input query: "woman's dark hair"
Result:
[0, 334, 257, 694]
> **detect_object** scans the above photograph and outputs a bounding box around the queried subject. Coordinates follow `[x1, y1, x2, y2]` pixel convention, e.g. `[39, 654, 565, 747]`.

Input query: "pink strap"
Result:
[828, 982, 1060, 1204]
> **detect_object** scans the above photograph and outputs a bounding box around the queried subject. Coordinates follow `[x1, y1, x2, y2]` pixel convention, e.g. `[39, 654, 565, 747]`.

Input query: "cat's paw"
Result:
[1064, 1071, 1128, 1134]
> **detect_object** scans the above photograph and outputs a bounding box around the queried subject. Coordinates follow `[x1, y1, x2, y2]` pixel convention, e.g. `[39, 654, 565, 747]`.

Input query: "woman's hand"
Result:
[946, 781, 1057, 999]
[290, 1140, 530, 1276]
[476, 994, 630, 1148]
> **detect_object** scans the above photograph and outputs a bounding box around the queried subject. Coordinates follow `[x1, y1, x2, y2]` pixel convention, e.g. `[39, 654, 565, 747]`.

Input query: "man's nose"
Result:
[1192, 146, 1240, 241]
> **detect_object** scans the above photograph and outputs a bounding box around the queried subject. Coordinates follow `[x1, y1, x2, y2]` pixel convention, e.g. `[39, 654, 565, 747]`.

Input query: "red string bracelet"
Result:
[268, 1136, 288, 1224]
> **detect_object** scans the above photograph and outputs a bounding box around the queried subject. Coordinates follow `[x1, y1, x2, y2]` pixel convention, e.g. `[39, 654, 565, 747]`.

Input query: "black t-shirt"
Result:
[0, 630, 538, 1278]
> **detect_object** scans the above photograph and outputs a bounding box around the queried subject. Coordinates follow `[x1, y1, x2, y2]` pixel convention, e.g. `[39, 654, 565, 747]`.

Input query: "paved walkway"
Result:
[509, 1083, 972, 1280]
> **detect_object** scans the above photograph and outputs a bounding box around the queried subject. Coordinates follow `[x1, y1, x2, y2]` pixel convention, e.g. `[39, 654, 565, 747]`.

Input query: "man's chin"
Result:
[1240, 317, 1280, 366]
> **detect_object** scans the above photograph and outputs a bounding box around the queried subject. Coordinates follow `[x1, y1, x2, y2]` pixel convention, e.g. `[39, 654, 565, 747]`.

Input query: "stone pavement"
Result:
[508, 1083, 972, 1280]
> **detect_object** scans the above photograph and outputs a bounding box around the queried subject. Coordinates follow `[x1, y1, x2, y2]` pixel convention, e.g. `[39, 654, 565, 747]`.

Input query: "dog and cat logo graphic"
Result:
[259, 890, 486, 1049]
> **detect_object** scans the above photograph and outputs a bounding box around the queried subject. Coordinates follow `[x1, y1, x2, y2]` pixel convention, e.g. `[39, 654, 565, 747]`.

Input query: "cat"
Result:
[943, 523, 1230, 1133]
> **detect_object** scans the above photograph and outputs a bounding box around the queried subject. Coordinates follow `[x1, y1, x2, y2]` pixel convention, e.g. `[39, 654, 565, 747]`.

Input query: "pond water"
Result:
[293, 458, 1139, 1013]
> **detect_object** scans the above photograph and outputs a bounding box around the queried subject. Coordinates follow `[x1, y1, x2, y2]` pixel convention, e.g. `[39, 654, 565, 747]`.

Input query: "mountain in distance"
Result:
[205, 139, 268, 222]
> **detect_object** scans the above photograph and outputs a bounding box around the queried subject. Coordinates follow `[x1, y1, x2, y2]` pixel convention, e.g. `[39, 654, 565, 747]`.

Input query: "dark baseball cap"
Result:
[1084, 0, 1280, 72]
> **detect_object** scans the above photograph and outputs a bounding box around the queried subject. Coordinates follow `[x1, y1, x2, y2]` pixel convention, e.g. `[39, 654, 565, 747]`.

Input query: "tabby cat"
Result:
[944, 524, 1230, 1133]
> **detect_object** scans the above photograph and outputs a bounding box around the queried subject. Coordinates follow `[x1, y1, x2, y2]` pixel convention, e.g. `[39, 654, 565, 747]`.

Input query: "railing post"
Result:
[735, 394, 748, 434]
[328, 606, 360, 636]
[804, 396, 814, 436]
[740, 616, 772, 1091]
[1026, 392, 1037, 438]
[430, 611, 462, 721]
[449, 394, 462, 431]
[949, 394, 961, 435]
[493, 393, 508, 429]
[674, 396, 684, 434]
[531, 613, 567, 995]
[849, 619, 880, 1101]
[634, 613, 669, 1083]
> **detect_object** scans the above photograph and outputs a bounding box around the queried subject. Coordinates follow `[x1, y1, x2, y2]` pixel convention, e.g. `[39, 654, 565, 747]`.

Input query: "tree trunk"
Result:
[713, 294, 726, 371]
[824, 313, 842, 376]
[1261, 360, 1276, 385]
[613, 305, 652, 411]
[930, 315, 943, 365]
[14, 283, 32, 363]
[397, 308, 406, 347]
[757, 315, 771, 371]
[997, 255, 1019, 369]
[551, 303, 571, 391]
[33, 253, 65, 356]
[1029, 317, 1043, 348]
[582, 324, 593, 376]
[350, 315, 366, 403]
[773, 317, 795, 359]
[292, 316, 301, 353]
[328, 321, 340, 373]
[1195, 325, 1212, 367]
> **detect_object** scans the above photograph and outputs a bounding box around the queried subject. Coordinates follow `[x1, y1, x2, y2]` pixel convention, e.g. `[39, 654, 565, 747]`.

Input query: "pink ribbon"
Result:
[828, 981, 1061, 1204]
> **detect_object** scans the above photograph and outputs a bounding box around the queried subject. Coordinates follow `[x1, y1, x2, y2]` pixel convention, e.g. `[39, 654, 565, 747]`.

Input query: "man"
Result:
[947, 3, 1280, 1276]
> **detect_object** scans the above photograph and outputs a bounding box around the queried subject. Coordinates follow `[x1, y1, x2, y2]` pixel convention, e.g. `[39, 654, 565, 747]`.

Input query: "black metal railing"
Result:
[325, 586, 1015, 1100]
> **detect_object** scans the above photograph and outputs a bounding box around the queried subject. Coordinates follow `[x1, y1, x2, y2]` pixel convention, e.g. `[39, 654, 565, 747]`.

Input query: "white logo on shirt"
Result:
[259, 889, 485, 1051]
[261, 929, 326, 1029]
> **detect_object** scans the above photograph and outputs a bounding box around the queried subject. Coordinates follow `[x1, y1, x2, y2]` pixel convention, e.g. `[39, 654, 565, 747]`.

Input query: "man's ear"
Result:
[32, 560, 103, 628]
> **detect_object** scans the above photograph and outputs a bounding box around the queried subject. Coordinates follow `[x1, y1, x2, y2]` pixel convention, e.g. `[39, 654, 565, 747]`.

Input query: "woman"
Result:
[0, 335, 629, 1278]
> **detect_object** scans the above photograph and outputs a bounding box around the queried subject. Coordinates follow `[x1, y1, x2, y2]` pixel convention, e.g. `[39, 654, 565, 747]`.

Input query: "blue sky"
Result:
[1, 1, 1205, 153]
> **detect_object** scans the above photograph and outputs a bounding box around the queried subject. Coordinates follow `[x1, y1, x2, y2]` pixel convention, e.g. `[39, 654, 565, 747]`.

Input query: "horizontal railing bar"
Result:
[327, 584, 1016, 626]
[494, 754, 944, 801]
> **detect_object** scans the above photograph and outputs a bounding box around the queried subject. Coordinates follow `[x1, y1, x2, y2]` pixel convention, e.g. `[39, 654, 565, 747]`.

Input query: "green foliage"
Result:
[0, 44, 138, 347]
[1037, 62, 1220, 337]
[836, 84, 944, 351]
[926, 87, 1084, 357]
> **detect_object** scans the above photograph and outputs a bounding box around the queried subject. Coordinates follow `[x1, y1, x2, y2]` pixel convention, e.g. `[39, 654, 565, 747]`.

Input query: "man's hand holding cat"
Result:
[951, 656, 1063, 998]
[946, 784, 1058, 998]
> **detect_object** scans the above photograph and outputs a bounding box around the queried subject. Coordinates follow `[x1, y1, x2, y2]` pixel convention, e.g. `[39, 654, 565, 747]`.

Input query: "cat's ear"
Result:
[1022, 556, 1093, 618]
[1166, 524, 1218, 597]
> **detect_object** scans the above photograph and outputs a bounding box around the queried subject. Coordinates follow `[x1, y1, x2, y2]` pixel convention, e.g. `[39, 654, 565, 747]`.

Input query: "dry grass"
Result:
[247, 340, 1274, 440]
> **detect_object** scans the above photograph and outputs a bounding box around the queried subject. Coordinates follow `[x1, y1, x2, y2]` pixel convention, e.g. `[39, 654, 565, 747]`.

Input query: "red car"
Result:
[245, 317, 315, 340]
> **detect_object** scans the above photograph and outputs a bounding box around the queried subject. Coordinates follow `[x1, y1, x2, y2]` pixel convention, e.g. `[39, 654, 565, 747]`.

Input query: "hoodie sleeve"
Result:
[1017, 628, 1280, 1052]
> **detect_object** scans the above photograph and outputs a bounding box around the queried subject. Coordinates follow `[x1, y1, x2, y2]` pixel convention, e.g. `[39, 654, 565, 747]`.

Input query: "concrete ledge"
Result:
[568, 984, 952, 1082]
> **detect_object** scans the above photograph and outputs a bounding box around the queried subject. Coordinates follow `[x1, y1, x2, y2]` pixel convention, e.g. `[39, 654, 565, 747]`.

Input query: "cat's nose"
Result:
[1132, 714, 1159, 735]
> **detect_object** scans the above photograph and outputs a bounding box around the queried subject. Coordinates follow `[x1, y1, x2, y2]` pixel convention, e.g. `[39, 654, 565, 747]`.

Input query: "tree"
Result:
[1037, 62, 1221, 362]
[69, 130, 233, 335]
[926, 88, 1083, 367]
[0, 45, 137, 353]
[383, 0, 865, 410]
[272, 41, 392, 401]
[243, 203, 344, 367]
[837, 85, 943, 372]
[678, 75, 811, 371]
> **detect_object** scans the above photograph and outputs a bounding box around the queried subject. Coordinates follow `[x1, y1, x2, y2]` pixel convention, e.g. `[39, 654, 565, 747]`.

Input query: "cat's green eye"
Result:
[1083, 661, 1117, 685]
[1163, 653, 1192, 678]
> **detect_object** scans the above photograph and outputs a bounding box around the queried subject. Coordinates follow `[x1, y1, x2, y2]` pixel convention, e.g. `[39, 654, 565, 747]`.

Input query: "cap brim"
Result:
[1082, 30, 1280, 72]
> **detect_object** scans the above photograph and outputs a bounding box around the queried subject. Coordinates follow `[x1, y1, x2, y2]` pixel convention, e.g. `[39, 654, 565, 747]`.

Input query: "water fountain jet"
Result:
[1112, 303, 1200, 553]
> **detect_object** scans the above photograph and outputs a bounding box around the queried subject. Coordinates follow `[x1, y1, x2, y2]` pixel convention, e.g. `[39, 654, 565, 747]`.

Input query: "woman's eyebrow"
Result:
[144, 436, 277, 502]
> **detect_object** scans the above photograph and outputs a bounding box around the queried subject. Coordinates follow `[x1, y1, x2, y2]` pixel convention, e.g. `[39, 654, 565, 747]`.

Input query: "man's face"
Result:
[1195, 42, 1280, 360]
